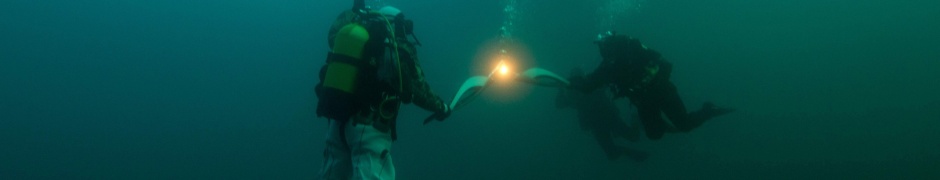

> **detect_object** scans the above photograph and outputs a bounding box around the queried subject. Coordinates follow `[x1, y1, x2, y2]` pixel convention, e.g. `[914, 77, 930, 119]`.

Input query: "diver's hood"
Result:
[375, 6, 422, 46]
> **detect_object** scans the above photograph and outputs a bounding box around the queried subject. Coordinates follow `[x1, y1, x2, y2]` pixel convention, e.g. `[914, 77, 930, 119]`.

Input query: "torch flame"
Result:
[491, 60, 512, 78]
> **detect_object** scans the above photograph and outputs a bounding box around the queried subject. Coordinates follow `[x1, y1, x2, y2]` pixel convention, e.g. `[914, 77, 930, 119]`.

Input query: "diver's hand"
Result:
[423, 103, 451, 125]
[567, 75, 588, 91]
[434, 104, 452, 120]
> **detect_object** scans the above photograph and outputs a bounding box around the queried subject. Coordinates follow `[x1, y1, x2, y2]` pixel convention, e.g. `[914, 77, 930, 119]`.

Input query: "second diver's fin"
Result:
[516, 68, 570, 87]
[702, 102, 735, 118]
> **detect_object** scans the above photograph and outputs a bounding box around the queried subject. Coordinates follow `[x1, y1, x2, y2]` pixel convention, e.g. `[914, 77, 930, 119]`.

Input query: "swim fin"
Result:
[702, 102, 735, 118]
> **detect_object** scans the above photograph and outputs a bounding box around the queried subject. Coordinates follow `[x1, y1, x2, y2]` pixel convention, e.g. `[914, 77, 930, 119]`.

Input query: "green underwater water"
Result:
[2, 0, 939, 179]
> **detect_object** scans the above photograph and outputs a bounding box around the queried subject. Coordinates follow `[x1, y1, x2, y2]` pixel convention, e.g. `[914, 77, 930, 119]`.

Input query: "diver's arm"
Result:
[400, 46, 446, 113]
[407, 64, 447, 113]
[399, 41, 447, 113]
[572, 62, 615, 93]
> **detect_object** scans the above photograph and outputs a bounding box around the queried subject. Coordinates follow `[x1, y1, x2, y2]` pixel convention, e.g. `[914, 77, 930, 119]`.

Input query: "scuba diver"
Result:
[556, 67, 650, 162]
[316, 1, 450, 179]
[569, 31, 735, 140]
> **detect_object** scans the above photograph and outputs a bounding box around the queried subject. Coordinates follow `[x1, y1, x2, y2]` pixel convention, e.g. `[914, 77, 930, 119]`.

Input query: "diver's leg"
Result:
[593, 130, 649, 162]
[654, 82, 700, 132]
[656, 82, 736, 132]
[318, 120, 353, 180]
[346, 112, 395, 180]
[634, 100, 667, 140]
[609, 117, 641, 142]
[592, 131, 621, 160]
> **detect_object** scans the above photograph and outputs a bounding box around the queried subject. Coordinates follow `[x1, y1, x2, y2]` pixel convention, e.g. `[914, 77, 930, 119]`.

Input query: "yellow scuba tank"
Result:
[317, 22, 373, 121]
[324, 24, 369, 94]
[318, 6, 410, 121]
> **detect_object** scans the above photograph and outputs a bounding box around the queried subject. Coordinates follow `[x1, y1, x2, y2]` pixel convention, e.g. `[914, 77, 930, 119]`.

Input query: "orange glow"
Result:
[471, 37, 533, 104]
[493, 60, 513, 78]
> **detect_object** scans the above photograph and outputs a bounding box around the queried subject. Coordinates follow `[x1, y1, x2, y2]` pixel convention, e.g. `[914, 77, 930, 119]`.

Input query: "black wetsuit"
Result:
[556, 87, 647, 161]
[573, 49, 716, 140]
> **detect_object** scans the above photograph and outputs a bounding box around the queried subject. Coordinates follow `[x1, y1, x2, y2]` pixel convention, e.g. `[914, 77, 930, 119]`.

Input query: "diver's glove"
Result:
[435, 104, 452, 120]
[423, 103, 451, 125]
